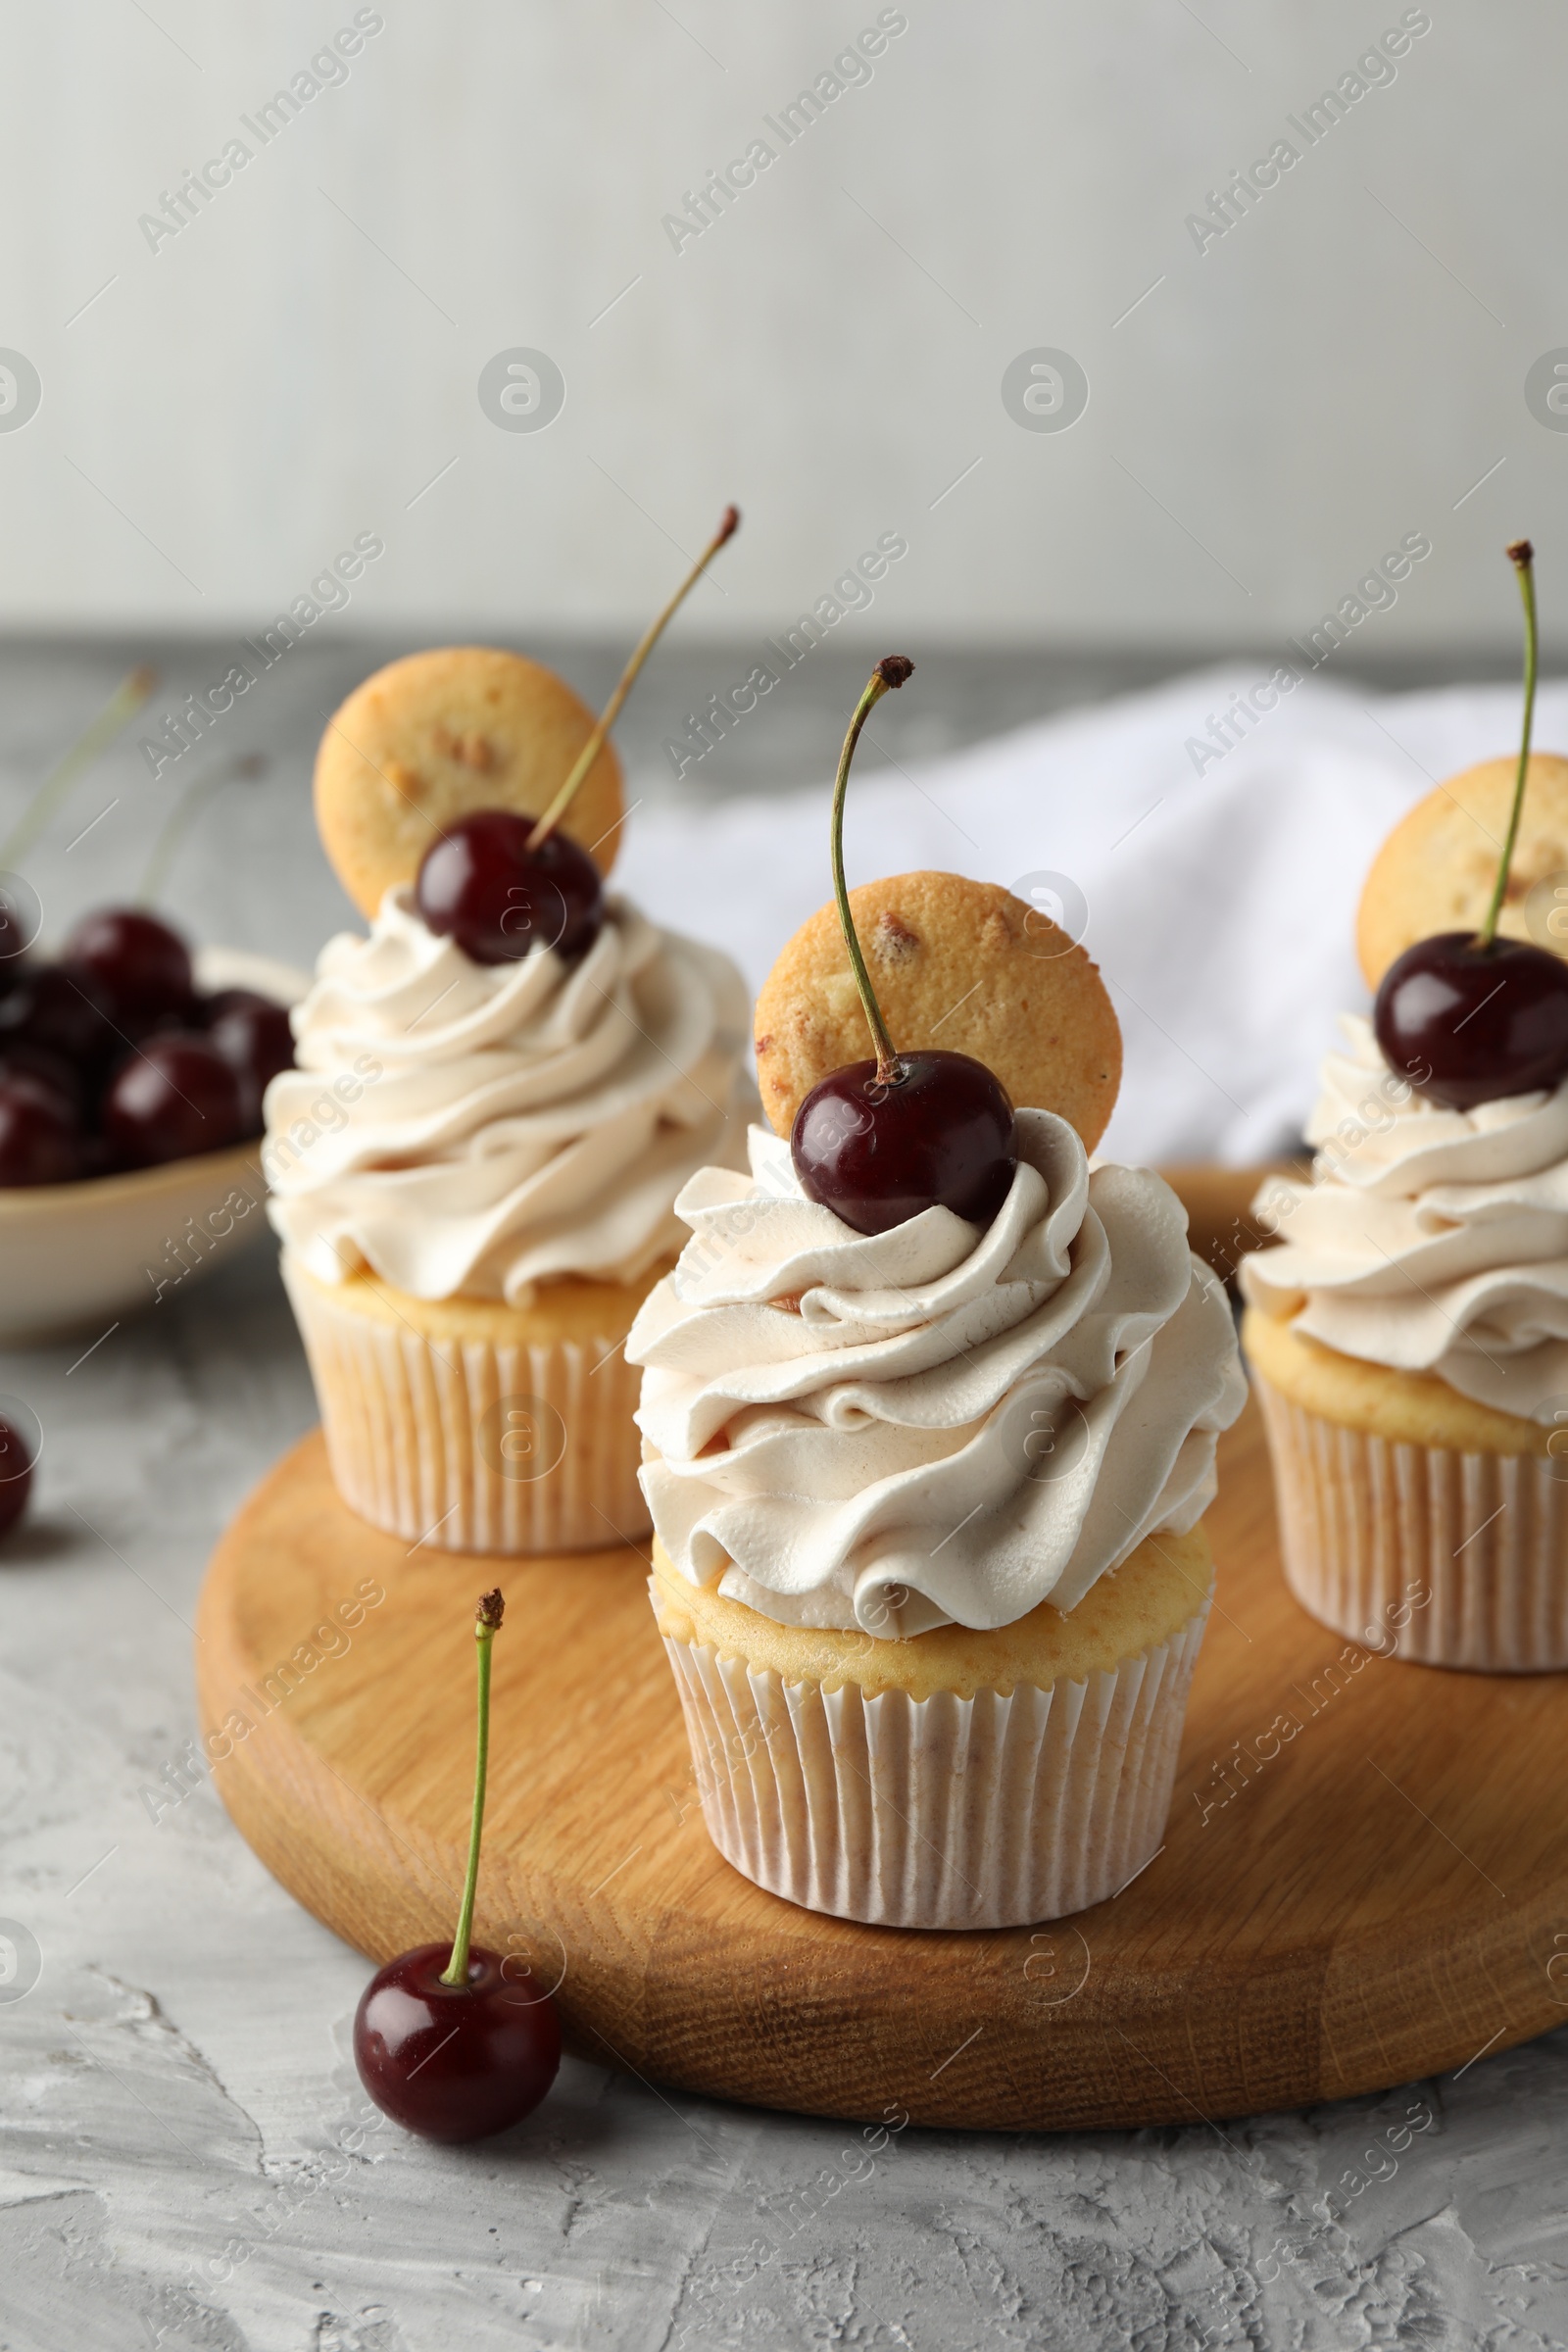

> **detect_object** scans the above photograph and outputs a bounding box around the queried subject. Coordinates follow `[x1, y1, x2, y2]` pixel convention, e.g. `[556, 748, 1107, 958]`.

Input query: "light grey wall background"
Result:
[1, 0, 1562, 655]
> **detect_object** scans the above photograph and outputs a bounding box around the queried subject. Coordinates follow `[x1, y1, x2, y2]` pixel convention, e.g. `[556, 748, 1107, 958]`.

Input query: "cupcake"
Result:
[268, 514, 756, 1554]
[1242, 539, 1568, 1671]
[626, 660, 1248, 1928]
[269, 882, 753, 1553]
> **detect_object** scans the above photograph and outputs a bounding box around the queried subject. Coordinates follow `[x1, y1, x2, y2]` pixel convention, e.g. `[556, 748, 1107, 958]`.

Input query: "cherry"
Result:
[101, 1033, 245, 1168]
[354, 1591, 561, 2142]
[787, 656, 1019, 1235]
[1372, 542, 1568, 1112]
[415, 506, 743, 966]
[416, 813, 604, 965]
[0, 1043, 83, 1119]
[1374, 932, 1568, 1108]
[354, 1942, 562, 2144]
[0, 964, 120, 1071]
[0, 1414, 33, 1544]
[63, 906, 193, 1031]
[795, 1050, 1017, 1235]
[0, 898, 28, 1000]
[0, 1076, 82, 1186]
[203, 990, 295, 1131]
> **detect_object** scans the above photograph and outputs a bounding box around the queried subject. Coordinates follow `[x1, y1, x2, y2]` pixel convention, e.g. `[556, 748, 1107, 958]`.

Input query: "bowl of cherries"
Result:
[0, 904, 308, 1346]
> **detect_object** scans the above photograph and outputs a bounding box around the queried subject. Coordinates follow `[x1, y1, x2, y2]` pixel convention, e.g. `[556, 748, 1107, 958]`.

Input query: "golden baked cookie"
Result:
[754, 872, 1122, 1148]
[315, 648, 624, 917]
[1356, 753, 1568, 988]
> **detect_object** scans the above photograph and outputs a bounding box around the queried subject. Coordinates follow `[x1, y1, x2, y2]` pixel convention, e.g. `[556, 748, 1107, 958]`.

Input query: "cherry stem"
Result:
[830, 657, 915, 1086]
[1479, 539, 1539, 951]
[0, 664, 156, 869]
[136, 754, 268, 906]
[526, 506, 740, 851]
[439, 1589, 504, 1987]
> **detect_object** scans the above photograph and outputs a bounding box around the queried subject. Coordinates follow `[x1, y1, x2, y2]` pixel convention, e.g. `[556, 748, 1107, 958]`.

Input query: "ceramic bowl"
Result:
[0, 948, 311, 1348]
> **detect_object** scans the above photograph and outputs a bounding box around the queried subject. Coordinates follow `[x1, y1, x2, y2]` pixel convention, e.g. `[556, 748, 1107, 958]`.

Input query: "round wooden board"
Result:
[195, 1403, 1568, 2132]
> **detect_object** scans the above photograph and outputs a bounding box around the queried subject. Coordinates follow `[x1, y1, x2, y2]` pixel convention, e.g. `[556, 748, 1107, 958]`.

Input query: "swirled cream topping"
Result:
[1241, 1013, 1568, 1421]
[264, 888, 756, 1303]
[626, 1111, 1246, 1636]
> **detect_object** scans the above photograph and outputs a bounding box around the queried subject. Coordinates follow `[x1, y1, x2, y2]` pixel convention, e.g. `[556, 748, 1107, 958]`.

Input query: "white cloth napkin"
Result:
[618, 666, 1568, 1169]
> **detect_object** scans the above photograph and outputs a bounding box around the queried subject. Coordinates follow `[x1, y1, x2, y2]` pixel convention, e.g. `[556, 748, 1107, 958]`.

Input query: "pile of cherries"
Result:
[0, 906, 293, 1188]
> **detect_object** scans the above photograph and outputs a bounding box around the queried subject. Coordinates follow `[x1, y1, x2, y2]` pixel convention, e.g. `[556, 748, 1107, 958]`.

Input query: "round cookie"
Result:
[315, 648, 624, 918]
[755, 872, 1122, 1149]
[1356, 753, 1568, 988]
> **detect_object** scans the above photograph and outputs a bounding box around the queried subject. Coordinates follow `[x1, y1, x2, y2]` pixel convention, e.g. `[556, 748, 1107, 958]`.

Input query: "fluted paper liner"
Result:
[1254, 1370, 1568, 1672]
[657, 1591, 1210, 1930]
[283, 1255, 649, 1555]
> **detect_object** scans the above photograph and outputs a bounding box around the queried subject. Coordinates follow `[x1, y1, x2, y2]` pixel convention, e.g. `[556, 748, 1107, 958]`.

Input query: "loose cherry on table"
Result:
[354, 1939, 561, 2144]
[354, 1591, 562, 2142]
[1374, 542, 1568, 1110]
[416, 504, 742, 974]
[0, 1413, 32, 1544]
[788, 657, 1019, 1237]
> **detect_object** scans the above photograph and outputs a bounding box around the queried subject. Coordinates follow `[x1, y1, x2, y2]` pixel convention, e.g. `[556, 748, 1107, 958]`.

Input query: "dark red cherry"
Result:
[0, 963, 121, 1071]
[0, 909, 28, 1001]
[792, 1049, 1018, 1237]
[203, 991, 295, 1131]
[416, 812, 604, 964]
[101, 1033, 245, 1167]
[62, 907, 193, 1030]
[0, 1414, 33, 1543]
[0, 1044, 83, 1120]
[353, 1940, 561, 2143]
[1373, 931, 1568, 1109]
[0, 1076, 82, 1186]
[198, 986, 267, 1027]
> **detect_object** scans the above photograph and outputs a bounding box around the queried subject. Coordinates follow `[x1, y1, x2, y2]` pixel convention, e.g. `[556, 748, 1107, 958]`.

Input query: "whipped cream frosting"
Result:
[265, 888, 756, 1303]
[1242, 1013, 1568, 1421]
[627, 1111, 1247, 1636]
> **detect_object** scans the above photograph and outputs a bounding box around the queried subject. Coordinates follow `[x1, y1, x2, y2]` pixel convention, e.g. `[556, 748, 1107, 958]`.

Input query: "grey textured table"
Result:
[3, 638, 1566, 2352]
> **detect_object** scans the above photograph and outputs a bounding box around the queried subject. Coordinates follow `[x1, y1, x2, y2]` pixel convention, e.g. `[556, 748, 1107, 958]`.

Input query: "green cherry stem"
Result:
[1478, 537, 1539, 950]
[439, 1588, 504, 1986]
[136, 753, 268, 906]
[830, 656, 915, 1088]
[526, 505, 740, 851]
[0, 663, 157, 868]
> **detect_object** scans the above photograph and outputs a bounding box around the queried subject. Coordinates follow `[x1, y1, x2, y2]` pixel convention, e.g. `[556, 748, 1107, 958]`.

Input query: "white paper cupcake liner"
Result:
[283, 1255, 650, 1555]
[657, 1592, 1210, 1930]
[1254, 1372, 1568, 1672]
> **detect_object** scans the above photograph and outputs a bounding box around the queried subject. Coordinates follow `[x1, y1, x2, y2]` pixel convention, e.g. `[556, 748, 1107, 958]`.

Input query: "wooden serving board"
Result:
[195, 1403, 1568, 2132]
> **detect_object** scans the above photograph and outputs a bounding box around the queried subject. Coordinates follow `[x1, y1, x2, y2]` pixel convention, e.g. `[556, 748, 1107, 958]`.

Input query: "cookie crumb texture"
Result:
[315, 647, 625, 917]
[755, 872, 1122, 1148]
[1356, 753, 1568, 988]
